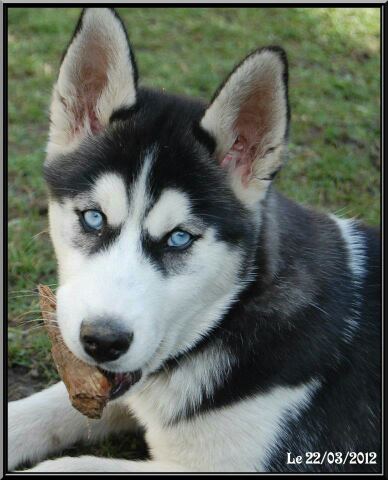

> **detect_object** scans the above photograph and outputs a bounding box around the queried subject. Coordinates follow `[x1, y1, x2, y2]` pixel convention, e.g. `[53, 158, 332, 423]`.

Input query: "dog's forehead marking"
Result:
[129, 149, 155, 225]
[91, 173, 129, 226]
[144, 189, 191, 239]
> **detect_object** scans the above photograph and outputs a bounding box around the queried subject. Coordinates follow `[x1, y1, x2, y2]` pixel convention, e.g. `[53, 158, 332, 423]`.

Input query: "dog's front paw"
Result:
[24, 456, 135, 473]
[24, 456, 99, 473]
[8, 399, 41, 471]
[8, 382, 83, 471]
[24, 456, 187, 473]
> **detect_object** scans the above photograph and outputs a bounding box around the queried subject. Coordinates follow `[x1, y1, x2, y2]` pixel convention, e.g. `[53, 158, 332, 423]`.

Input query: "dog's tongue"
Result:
[109, 370, 142, 400]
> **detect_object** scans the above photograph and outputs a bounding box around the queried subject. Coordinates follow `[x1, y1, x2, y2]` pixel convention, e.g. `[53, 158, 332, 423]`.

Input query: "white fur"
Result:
[128, 149, 154, 222]
[92, 173, 129, 227]
[48, 198, 87, 283]
[144, 189, 192, 239]
[138, 379, 320, 472]
[27, 457, 185, 473]
[331, 216, 366, 280]
[47, 8, 136, 159]
[331, 215, 366, 342]
[130, 343, 236, 425]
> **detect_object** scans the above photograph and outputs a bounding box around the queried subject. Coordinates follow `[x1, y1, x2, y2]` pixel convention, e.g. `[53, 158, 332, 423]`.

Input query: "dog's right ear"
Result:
[46, 8, 137, 159]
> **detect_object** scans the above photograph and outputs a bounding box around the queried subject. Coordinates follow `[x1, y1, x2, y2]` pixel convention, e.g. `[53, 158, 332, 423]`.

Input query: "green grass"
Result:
[8, 5, 380, 459]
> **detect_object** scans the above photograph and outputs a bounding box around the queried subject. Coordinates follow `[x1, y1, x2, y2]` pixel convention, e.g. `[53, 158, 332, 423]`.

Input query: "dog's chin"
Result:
[98, 368, 142, 400]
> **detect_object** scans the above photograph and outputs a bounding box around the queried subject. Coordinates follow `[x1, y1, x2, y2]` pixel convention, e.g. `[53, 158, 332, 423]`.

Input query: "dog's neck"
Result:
[131, 189, 357, 427]
[130, 190, 299, 421]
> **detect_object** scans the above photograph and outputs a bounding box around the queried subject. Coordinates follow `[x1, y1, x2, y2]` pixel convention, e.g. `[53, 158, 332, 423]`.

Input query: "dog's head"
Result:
[44, 8, 289, 396]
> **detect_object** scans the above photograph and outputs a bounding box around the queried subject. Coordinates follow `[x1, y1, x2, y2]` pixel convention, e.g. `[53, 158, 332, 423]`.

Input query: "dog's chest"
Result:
[129, 379, 319, 472]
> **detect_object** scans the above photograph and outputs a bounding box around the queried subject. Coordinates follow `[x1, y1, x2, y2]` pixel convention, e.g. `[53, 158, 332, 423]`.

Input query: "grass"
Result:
[7, 5, 380, 460]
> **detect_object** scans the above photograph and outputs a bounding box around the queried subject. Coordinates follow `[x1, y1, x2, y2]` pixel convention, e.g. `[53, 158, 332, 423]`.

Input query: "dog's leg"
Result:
[25, 456, 186, 472]
[8, 381, 138, 471]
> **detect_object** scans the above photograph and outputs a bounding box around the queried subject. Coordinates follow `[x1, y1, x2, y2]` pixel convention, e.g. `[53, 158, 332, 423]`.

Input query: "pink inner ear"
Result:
[87, 105, 103, 134]
[220, 82, 276, 187]
[221, 135, 253, 186]
[68, 40, 109, 137]
[68, 98, 103, 137]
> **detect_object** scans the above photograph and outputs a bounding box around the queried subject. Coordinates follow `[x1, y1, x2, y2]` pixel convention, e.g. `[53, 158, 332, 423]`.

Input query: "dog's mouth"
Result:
[99, 369, 142, 400]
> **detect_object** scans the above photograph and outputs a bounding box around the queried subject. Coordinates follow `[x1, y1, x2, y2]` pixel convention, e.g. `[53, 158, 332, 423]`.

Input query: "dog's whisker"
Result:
[24, 230, 50, 250]
[308, 302, 329, 316]
[9, 288, 38, 294]
[15, 316, 59, 326]
[9, 284, 58, 299]
[13, 308, 57, 317]
[14, 318, 45, 326]
[8, 294, 41, 301]
[22, 324, 61, 334]
[12, 310, 49, 321]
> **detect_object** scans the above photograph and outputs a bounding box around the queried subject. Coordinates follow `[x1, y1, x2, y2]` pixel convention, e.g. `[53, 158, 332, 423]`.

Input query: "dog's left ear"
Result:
[47, 8, 137, 159]
[200, 47, 289, 206]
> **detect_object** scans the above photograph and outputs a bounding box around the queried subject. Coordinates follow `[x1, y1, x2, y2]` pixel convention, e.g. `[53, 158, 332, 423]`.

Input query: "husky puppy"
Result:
[8, 8, 381, 473]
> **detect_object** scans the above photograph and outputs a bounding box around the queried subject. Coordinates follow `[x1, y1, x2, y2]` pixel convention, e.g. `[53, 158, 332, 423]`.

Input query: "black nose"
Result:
[80, 320, 133, 363]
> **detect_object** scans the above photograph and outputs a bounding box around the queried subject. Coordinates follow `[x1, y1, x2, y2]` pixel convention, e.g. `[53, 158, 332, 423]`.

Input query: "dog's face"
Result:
[45, 8, 289, 395]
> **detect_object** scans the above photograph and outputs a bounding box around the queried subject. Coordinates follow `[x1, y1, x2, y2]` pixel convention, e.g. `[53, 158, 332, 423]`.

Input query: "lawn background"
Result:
[8, 6, 381, 461]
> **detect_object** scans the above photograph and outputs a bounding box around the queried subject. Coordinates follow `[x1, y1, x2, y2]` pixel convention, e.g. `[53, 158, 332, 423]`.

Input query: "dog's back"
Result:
[264, 195, 381, 471]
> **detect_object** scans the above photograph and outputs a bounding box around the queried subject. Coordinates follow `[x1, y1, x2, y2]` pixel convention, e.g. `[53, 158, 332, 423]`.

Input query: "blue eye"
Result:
[82, 210, 104, 231]
[167, 230, 193, 249]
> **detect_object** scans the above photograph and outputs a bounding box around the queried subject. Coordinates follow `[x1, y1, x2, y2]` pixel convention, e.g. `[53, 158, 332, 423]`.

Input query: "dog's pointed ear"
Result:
[200, 47, 290, 206]
[47, 8, 137, 158]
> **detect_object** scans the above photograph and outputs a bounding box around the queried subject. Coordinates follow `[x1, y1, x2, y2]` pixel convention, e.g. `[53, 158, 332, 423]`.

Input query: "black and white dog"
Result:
[8, 8, 381, 473]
